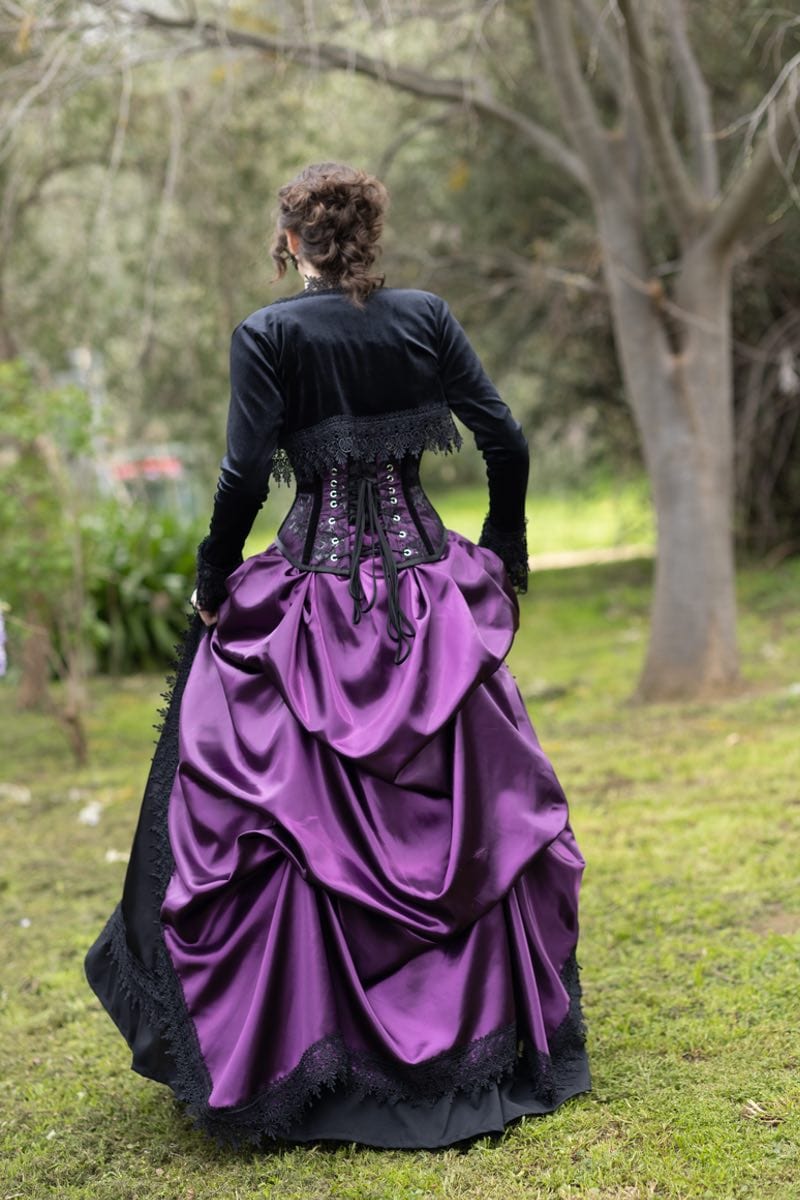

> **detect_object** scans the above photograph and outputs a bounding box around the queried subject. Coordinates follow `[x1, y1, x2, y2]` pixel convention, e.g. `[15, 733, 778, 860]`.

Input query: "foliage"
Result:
[0, 358, 93, 612]
[732, 215, 800, 557]
[1, 552, 799, 1198]
[84, 502, 197, 675]
[0, 359, 201, 688]
[3, 1, 800, 708]
[0, 358, 95, 760]
[2, 3, 798, 547]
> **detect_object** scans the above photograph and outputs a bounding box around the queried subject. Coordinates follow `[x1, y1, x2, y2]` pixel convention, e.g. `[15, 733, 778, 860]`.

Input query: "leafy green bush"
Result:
[0, 358, 95, 759]
[84, 501, 198, 675]
[0, 359, 93, 617]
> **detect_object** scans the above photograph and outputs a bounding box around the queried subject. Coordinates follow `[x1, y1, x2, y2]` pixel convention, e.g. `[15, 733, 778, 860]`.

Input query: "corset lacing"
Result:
[348, 472, 416, 665]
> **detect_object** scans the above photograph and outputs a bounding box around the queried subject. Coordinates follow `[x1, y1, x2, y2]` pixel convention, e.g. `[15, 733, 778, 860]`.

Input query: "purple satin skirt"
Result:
[85, 529, 590, 1148]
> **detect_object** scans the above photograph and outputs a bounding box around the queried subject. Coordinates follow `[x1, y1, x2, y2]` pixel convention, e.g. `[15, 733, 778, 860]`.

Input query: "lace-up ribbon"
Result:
[347, 472, 416, 666]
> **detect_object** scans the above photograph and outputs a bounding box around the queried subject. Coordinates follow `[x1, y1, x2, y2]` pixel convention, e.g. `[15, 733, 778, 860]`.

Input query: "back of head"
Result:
[271, 162, 389, 309]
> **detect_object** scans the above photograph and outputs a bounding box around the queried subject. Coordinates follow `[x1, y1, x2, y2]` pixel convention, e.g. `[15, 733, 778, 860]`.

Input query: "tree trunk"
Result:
[17, 599, 52, 711]
[59, 666, 89, 766]
[0, 288, 18, 361]
[597, 202, 740, 699]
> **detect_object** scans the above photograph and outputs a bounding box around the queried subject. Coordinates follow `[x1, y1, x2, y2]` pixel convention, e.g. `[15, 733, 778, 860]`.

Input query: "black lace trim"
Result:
[132, 612, 220, 1116]
[152, 607, 205, 745]
[90, 601, 588, 1147]
[194, 538, 242, 612]
[98, 894, 587, 1146]
[302, 274, 342, 292]
[518, 949, 590, 1105]
[270, 404, 463, 486]
[478, 516, 529, 594]
[347, 1023, 518, 1106]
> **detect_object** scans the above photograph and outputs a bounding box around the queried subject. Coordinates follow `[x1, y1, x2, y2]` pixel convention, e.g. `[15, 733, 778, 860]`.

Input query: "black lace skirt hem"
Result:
[85, 903, 590, 1149]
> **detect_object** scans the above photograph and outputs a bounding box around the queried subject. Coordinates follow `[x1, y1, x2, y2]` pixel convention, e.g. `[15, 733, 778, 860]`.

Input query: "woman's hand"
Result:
[190, 588, 218, 627]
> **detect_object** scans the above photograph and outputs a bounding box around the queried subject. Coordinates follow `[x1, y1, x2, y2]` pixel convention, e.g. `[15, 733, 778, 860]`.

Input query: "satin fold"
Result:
[157, 530, 588, 1117]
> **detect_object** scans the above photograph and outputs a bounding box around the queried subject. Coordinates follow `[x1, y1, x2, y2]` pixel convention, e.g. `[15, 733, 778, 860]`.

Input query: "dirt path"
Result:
[529, 543, 654, 570]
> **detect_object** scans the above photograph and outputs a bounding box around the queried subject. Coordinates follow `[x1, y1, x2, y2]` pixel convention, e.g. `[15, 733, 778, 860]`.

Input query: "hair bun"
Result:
[271, 162, 388, 307]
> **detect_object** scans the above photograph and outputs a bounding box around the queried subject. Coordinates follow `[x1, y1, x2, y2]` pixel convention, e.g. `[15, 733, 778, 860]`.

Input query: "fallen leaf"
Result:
[78, 801, 103, 826]
[0, 782, 31, 805]
[741, 1099, 781, 1125]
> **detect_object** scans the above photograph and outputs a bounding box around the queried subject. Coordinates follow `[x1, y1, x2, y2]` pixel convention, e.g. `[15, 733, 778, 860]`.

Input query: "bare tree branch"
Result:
[533, 0, 612, 190]
[574, 0, 627, 97]
[138, 72, 183, 365]
[90, 64, 133, 245]
[717, 50, 800, 159]
[662, 0, 719, 200]
[376, 106, 460, 179]
[707, 69, 800, 252]
[616, 0, 705, 231]
[572, 0, 648, 201]
[0, 30, 75, 158]
[100, 2, 590, 188]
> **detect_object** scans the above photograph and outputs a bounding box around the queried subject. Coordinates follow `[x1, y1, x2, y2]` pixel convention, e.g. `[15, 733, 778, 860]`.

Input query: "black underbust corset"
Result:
[276, 453, 447, 664]
[278, 455, 445, 574]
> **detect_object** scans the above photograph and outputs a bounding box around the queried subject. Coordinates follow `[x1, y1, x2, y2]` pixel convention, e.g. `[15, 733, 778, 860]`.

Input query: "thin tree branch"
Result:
[90, 64, 133, 245]
[662, 0, 719, 200]
[572, 0, 648, 202]
[0, 30, 74, 157]
[15, 154, 106, 217]
[574, 0, 627, 99]
[707, 69, 800, 253]
[376, 106, 460, 179]
[102, 2, 590, 188]
[616, 0, 704, 231]
[533, 0, 612, 190]
[138, 73, 183, 365]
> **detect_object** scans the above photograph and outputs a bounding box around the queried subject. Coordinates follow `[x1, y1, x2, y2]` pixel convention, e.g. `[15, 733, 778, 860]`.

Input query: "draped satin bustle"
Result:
[85, 512, 590, 1148]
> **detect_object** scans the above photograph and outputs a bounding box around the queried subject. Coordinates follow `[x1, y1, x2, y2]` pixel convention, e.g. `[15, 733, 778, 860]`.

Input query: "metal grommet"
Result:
[390, 496, 398, 504]
[330, 501, 338, 508]
[332, 536, 339, 545]
[386, 463, 394, 470]
[392, 514, 401, 522]
[398, 530, 407, 539]
[403, 548, 412, 556]
[388, 487, 396, 494]
[330, 553, 338, 561]
[328, 517, 335, 525]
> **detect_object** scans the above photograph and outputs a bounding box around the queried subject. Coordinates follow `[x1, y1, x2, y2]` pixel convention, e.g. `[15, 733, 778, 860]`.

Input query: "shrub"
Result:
[84, 501, 198, 674]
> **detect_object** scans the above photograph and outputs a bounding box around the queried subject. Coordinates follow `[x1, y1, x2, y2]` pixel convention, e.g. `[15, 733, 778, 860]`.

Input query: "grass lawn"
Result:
[1, 496, 798, 1199]
[243, 470, 655, 560]
[427, 475, 655, 556]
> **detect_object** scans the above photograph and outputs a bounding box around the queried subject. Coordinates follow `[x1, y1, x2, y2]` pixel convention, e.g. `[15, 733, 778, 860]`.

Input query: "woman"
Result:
[85, 162, 591, 1149]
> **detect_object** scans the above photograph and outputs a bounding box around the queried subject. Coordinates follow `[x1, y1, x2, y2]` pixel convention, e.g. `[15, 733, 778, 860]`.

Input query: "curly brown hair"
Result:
[270, 162, 389, 308]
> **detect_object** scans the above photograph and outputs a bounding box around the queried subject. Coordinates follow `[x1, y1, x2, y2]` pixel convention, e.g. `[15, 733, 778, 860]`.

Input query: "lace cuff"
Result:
[194, 537, 243, 613]
[478, 516, 529, 593]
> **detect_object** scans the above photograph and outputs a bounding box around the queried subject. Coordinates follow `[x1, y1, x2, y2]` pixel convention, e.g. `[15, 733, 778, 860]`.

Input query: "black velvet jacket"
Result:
[195, 284, 529, 611]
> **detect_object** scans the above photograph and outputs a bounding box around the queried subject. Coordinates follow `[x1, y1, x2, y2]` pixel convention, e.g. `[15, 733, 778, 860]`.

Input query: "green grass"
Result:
[1, 522, 799, 1198]
[244, 472, 655, 560]
[429, 473, 654, 555]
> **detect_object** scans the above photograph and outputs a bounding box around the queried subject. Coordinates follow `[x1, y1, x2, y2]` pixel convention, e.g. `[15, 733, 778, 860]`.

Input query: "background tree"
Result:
[1, 0, 798, 699]
[105, 0, 800, 699]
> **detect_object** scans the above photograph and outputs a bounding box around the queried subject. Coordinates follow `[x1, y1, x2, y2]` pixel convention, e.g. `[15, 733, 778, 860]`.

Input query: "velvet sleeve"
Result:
[435, 298, 530, 592]
[195, 320, 286, 612]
